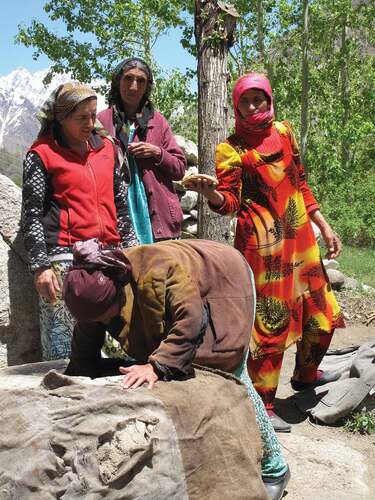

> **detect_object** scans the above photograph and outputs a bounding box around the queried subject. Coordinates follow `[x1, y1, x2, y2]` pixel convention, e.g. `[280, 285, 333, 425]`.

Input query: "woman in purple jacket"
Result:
[97, 58, 186, 243]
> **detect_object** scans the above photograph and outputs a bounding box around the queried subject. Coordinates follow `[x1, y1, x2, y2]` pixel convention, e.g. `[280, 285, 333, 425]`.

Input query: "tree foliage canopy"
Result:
[17, 0, 185, 81]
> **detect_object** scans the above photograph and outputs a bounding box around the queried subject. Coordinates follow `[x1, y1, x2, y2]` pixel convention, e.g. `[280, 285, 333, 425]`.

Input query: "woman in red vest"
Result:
[21, 82, 136, 361]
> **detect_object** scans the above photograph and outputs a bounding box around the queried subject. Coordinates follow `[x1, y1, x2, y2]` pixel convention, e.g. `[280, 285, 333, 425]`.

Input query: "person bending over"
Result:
[62, 238, 290, 500]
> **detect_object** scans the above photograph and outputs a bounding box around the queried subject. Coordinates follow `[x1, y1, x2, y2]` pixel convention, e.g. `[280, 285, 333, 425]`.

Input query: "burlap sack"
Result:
[0, 362, 267, 500]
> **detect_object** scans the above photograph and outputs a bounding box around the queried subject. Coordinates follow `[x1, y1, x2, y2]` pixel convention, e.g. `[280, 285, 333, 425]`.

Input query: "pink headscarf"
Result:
[233, 73, 274, 138]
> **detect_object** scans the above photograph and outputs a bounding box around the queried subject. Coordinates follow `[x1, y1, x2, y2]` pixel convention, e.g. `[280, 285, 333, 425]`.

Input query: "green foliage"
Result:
[343, 409, 375, 435]
[16, 0, 185, 83]
[227, 0, 375, 248]
[168, 100, 198, 143]
[337, 245, 375, 288]
[152, 66, 196, 120]
[152, 66, 197, 142]
[0, 149, 23, 186]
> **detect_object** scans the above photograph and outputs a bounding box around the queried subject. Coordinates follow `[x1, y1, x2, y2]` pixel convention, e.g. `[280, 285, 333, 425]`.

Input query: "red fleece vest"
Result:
[30, 135, 120, 247]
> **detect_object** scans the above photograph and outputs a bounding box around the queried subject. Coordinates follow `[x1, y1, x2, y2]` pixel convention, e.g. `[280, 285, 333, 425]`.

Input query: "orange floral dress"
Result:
[212, 121, 344, 359]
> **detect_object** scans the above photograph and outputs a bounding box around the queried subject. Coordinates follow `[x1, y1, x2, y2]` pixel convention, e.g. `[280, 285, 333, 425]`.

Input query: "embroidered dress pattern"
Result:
[215, 121, 344, 361]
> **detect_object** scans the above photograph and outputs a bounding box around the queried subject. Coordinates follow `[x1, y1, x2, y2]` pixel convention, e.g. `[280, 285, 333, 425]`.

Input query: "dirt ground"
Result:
[276, 324, 375, 500]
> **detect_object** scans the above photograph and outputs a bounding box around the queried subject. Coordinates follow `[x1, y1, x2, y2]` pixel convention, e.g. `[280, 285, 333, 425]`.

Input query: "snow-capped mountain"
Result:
[0, 68, 107, 154]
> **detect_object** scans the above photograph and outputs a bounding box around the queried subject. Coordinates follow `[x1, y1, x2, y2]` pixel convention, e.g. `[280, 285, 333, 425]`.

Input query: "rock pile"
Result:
[174, 135, 200, 238]
[0, 174, 41, 368]
[322, 257, 374, 294]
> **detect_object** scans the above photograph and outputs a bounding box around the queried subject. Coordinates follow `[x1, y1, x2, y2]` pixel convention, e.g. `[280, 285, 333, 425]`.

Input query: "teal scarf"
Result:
[127, 125, 154, 244]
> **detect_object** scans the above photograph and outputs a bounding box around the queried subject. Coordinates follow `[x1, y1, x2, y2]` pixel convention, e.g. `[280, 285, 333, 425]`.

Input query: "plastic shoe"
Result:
[290, 370, 340, 392]
[263, 465, 291, 500]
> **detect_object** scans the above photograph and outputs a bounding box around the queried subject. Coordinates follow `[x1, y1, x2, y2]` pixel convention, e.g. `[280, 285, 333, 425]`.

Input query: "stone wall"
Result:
[0, 174, 41, 366]
[174, 135, 199, 238]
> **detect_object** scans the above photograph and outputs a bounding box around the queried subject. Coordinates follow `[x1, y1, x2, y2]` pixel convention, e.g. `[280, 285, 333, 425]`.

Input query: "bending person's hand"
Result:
[34, 268, 60, 303]
[128, 142, 161, 159]
[119, 363, 159, 390]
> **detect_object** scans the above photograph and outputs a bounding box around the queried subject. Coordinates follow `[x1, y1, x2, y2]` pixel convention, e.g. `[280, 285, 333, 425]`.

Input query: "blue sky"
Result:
[0, 0, 196, 76]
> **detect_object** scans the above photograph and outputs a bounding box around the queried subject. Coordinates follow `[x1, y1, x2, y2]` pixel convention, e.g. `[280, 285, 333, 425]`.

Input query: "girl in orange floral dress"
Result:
[186, 73, 345, 432]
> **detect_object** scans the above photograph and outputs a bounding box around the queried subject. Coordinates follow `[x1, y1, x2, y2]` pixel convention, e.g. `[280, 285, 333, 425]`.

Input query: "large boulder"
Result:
[180, 190, 198, 213]
[323, 259, 339, 271]
[174, 135, 198, 165]
[182, 218, 198, 236]
[0, 362, 267, 500]
[326, 268, 346, 291]
[0, 174, 41, 366]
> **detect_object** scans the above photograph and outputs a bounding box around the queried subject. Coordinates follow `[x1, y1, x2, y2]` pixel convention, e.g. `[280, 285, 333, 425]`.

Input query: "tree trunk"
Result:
[256, 0, 265, 59]
[340, 13, 350, 172]
[142, 11, 152, 63]
[300, 0, 309, 168]
[195, 0, 238, 242]
[256, 0, 277, 117]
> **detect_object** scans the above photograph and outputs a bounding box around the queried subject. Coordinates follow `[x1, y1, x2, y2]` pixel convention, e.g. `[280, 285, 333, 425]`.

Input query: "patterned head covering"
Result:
[63, 269, 119, 322]
[232, 73, 274, 137]
[63, 238, 132, 322]
[36, 82, 97, 137]
[108, 57, 153, 109]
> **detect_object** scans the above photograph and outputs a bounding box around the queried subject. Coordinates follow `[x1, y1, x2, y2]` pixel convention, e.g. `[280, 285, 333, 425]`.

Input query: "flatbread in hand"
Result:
[181, 173, 219, 188]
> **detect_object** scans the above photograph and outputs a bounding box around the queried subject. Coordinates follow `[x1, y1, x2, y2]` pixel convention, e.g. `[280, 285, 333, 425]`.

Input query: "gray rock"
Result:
[181, 231, 196, 240]
[186, 165, 198, 176]
[230, 218, 237, 237]
[343, 276, 359, 291]
[180, 190, 198, 213]
[189, 210, 198, 220]
[174, 135, 198, 165]
[326, 268, 346, 290]
[0, 341, 7, 369]
[182, 218, 198, 235]
[173, 180, 186, 193]
[0, 174, 41, 366]
[323, 259, 339, 271]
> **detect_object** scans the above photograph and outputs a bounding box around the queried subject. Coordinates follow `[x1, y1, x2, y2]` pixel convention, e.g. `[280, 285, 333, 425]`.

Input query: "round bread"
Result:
[181, 173, 219, 188]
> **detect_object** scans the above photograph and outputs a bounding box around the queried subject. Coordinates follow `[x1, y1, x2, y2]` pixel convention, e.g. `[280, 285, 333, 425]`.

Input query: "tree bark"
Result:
[195, 0, 238, 242]
[142, 11, 152, 63]
[340, 13, 350, 172]
[256, 0, 277, 117]
[300, 0, 309, 168]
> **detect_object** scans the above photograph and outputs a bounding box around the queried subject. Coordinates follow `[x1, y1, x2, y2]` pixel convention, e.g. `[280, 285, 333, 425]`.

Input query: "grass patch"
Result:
[336, 246, 375, 288]
[343, 410, 375, 435]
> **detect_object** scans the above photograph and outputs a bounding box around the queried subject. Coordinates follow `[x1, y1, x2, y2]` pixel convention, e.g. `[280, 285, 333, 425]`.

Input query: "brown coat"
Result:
[67, 240, 255, 377]
[120, 239, 255, 374]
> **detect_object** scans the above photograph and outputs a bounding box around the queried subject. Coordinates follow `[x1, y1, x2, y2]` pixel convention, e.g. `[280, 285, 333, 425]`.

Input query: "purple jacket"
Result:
[97, 107, 186, 240]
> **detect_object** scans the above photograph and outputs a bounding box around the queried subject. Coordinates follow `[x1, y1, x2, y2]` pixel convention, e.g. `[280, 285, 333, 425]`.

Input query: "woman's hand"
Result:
[34, 268, 60, 303]
[184, 178, 225, 208]
[310, 210, 342, 259]
[119, 363, 159, 389]
[320, 225, 342, 259]
[128, 142, 161, 159]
